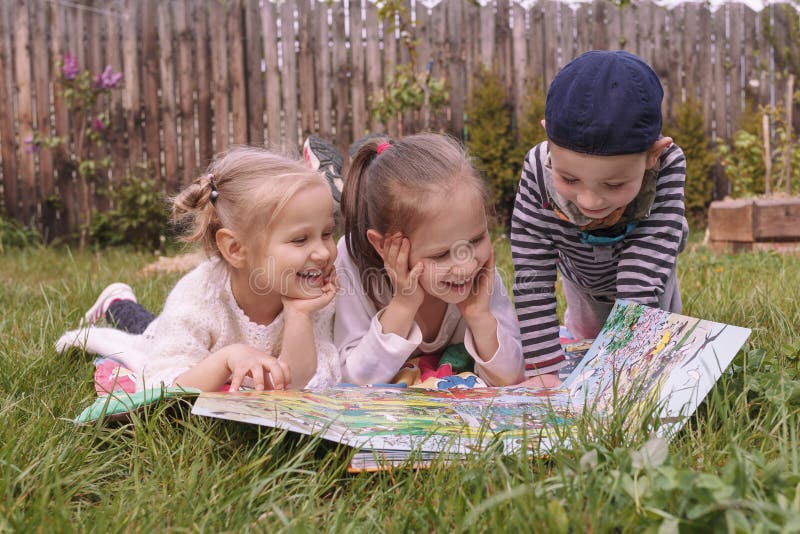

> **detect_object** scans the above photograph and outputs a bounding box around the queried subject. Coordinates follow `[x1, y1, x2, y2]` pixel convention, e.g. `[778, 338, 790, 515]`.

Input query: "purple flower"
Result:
[91, 116, 106, 133]
[95, 65, 122, 89]
[62, 52, 79, 80]
[23, 135, 39, 153]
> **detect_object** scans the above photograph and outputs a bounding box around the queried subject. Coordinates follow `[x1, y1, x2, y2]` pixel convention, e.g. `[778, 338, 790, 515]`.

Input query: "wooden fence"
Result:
[0, 0, 798, 239]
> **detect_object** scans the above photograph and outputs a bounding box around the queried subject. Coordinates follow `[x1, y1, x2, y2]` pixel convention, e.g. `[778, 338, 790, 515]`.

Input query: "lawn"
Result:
[1, 239, 799, 531]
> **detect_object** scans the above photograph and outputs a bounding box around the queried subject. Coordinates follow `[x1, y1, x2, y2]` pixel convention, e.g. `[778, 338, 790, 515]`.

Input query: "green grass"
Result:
[2, 240, 800, 531]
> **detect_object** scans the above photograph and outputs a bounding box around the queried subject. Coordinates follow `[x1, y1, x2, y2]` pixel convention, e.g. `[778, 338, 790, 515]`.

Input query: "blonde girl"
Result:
[334, 133, 524, 386]
[57, 146, 341, 392]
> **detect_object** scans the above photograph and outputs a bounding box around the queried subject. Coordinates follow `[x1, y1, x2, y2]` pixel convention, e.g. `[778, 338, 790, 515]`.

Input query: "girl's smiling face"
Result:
[406, 185, 491, 304]
[250, 182, 337, 299]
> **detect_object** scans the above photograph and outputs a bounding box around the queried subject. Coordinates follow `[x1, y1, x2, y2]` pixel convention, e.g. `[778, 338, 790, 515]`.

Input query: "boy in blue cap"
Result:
[511, 50, 687, 386]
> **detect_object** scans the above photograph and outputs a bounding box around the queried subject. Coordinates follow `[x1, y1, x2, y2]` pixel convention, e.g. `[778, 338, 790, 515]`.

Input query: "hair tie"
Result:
[208, 173, 219, 204]
[376, 142, 391, 155]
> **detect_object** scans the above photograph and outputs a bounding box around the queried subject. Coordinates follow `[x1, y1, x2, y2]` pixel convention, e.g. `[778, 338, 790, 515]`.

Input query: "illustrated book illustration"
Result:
[191, 301, 751, 471]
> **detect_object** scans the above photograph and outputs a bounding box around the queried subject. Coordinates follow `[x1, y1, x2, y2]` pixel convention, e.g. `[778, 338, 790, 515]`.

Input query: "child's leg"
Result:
[562, 277, 614, 340]
[303, 135, 344, 202]
[83, 282, 154, 334]
[106, 300, 155, 334]
[657, 266, 682, 313]
[564, 266, 682, 339]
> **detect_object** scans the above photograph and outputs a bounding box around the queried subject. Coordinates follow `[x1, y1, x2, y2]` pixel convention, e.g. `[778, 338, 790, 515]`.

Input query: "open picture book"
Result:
[191, 301, 751, 472]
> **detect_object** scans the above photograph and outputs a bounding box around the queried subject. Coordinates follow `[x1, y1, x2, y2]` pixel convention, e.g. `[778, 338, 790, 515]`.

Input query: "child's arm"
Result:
[279, 276, 337, 388]
[510, 144, 567, 378]
[174, 343, 290, 392]
[616, 144, 687, 305]
[334, 238, 423, 385]
[457, 254, 526, 386]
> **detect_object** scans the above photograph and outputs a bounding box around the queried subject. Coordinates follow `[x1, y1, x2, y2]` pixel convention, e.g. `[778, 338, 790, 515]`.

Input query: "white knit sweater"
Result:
[56, 257, 341, 391]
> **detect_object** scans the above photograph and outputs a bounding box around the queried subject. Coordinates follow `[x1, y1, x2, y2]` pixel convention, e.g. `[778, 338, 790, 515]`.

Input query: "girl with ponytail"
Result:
[334, 133, 524, 386]
[57, 146, 342, 392]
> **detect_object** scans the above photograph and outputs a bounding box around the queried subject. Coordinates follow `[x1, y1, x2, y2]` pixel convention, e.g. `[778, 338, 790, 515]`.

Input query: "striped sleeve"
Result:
[510, 143, 567, 376]
[616, 144, 688, 304]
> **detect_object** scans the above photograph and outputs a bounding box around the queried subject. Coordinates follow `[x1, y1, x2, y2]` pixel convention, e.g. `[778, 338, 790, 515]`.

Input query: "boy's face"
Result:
[549, 143, 648, 220]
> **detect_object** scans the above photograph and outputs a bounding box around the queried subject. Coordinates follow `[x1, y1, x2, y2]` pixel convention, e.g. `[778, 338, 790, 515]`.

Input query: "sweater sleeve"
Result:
[461, 269, 525, 386]
[333, 237, 423, 385]
[510, 143, 567, 376]
[616, 144, 688, 305]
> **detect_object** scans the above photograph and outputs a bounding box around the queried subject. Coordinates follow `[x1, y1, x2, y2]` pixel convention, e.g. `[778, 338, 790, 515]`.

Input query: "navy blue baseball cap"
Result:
[545, 50, 664, 156]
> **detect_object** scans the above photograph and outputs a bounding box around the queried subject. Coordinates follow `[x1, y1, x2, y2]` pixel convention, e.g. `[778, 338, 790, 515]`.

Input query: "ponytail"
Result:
[171, 174, 224, 255]
[342, 137, 390, 305]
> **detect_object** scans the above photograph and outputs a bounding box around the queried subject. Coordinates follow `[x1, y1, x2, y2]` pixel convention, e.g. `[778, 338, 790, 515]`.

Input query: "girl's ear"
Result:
[216, 228, 248, 269]
[646, 137, 673, 169]
[366, 229, 385, 258]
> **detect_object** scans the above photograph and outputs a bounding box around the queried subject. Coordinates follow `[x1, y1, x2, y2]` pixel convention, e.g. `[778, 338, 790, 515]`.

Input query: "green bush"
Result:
[466, 67, 516, 223]
[717, 129, 766, 198]
[0, 215, 41, 252]
[663, 99, 717, 226]
[717, 105, 800, 199]
[88, 172, 168, 251]
[466, 67, 547, 226]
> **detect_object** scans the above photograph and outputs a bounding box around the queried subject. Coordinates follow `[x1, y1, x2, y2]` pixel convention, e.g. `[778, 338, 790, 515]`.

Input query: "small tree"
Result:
[370, 0, 448, 133]
[25, 52, 122, 248]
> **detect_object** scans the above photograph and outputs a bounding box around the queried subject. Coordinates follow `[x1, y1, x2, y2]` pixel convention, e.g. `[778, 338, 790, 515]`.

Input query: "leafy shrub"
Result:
[466, 67, 517, 223]
[88, 172, 168, 251]
[0, 215, 41, 252]
[717, 129, 766, 198]
[717, 104, 800, 198]
[466, 67, 547, 226]
[663, 99, 717, 226]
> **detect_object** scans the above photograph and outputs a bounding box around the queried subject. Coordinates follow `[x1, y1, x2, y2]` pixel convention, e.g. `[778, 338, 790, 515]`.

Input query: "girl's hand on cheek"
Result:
[282, 267, 339, 317]
[383, 234, 425, 310]
[457, 249, 495, 322]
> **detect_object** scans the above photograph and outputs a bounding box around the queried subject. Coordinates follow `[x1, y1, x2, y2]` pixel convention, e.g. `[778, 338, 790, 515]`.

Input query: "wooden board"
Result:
[753, 198, 800, 240]
[708, 199, 754, 242]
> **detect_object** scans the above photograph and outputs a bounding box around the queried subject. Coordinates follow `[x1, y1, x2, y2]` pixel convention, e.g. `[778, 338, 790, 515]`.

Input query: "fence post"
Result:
[784, 74, 794, 195]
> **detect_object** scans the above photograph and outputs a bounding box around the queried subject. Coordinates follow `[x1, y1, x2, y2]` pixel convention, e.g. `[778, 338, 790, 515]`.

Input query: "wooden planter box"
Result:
[707, 197, 800, 253]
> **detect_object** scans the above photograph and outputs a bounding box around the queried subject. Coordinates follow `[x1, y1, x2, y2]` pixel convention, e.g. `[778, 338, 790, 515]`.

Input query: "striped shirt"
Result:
[511, 141, 688, 376]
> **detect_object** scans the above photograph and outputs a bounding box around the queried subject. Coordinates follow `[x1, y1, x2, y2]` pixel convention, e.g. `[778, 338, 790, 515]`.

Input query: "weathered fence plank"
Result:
[245, 0, 265, 147]
[298, 0, 315, 139]
[142, 0, 161, 181]
[280, 0, 298, 150]
[157, 1, 178, 191]
[262, 0, 281, 147]
[175, 0, 196, 186]
[0, 0, 17, 219]
[229, 0, 247, 145]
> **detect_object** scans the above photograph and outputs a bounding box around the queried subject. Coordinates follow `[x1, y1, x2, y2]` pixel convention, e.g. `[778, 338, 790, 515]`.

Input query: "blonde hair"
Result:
[172, 145, 328, 257]
[341, 133, 490, 306]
